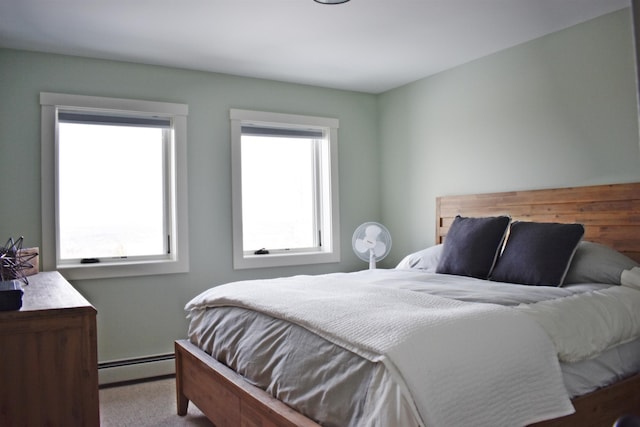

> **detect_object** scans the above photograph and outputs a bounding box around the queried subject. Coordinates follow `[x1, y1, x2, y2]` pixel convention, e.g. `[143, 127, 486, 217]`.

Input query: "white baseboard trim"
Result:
[98, 353, 175, 385]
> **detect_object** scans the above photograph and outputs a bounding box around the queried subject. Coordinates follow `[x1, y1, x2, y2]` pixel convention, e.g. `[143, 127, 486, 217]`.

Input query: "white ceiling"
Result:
[0, 0, 631, 94]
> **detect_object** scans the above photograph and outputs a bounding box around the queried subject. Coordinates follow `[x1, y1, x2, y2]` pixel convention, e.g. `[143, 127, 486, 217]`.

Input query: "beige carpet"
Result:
[99, 377, 214, 427]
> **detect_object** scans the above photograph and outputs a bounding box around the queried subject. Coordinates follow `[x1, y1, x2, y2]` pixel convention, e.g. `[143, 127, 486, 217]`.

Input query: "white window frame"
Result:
[230, 109, 340, 269]
[40, 92, 189, 280]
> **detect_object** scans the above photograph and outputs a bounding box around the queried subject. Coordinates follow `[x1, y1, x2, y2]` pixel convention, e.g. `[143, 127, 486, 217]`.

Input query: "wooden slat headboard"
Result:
[436, 182, 640, 263]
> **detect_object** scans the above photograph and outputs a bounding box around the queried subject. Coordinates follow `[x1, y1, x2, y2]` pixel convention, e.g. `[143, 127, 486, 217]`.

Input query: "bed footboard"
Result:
[175, 339, 321, 427]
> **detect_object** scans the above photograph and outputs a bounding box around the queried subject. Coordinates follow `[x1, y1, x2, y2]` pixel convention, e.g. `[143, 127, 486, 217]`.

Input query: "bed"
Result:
[176, 182, 640, 427]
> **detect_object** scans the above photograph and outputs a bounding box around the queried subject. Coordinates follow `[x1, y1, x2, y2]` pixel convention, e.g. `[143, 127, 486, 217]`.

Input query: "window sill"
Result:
[233, 250, 340, 270]
[57, 258, 189, 280]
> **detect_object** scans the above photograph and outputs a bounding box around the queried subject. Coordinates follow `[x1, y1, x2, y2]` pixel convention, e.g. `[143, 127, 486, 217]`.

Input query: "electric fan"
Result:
[352, 222, 392, 269]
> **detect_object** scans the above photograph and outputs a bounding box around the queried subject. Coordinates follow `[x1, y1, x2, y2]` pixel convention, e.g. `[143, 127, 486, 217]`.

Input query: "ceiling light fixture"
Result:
[314, 0, 350, 4]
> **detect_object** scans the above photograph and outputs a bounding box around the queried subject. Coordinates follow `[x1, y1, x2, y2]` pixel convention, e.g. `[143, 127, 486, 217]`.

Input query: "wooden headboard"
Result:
[436, 182, 640, 263]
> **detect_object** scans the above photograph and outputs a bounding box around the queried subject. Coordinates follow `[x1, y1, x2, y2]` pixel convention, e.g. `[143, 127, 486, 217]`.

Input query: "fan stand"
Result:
[369, 249, 377, 270]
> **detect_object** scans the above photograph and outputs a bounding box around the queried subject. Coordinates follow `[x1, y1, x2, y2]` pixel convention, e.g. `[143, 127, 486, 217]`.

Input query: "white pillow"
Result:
[395, 244, 443, 272]
[563, 241, 639, 285]
[622, 267, 640, 290]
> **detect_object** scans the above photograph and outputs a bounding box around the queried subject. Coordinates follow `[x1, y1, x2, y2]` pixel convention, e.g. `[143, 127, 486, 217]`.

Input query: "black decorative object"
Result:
[0, 236, 38, 285]
[0, 280, 23, 311]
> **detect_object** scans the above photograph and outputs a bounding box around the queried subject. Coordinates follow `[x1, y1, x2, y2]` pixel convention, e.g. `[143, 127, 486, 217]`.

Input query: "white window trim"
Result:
[40, 92, 189, 280]
[230, 109, 340, 269]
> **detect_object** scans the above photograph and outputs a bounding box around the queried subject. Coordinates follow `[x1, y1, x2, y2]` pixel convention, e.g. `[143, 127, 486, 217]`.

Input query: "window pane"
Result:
[58, 123, 166, 259]
[241, 135, 315, 251]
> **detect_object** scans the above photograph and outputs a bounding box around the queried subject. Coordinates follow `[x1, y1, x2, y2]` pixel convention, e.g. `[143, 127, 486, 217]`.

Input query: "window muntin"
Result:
[40, 93, 189, 280]
[231, 109, 340, 269]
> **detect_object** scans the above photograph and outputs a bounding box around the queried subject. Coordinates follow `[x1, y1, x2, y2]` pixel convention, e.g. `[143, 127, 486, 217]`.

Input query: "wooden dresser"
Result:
[0, 271, 99, 426]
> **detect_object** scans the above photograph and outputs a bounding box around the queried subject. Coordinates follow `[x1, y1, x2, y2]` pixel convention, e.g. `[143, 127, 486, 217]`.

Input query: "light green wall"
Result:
[0, 49, 379, 362]
[1, 7, 639, 366]
[378, 8, 640, 266]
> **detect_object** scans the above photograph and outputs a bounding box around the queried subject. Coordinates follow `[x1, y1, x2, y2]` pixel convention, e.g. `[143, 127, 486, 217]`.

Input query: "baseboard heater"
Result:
[98, 353, 175, 385]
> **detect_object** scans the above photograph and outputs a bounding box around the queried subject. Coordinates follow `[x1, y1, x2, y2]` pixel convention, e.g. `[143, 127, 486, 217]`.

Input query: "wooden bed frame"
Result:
[176, 182, 640, 427]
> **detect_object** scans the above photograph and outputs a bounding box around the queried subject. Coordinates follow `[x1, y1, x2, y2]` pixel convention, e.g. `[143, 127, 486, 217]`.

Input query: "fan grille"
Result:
[352, 222, 392, 264]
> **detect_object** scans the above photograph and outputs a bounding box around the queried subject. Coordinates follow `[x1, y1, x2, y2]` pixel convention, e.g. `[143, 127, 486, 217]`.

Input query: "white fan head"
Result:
[352, 222, 392, 269]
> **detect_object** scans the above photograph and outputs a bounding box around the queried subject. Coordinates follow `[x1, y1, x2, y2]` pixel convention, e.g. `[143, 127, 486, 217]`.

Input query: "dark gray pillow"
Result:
[563, 241, 639, 285]
[490, 221, 585, 286]
[436, 215, 510, 279]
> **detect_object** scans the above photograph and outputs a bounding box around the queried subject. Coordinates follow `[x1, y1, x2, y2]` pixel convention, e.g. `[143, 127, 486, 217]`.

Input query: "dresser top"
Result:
[1, 271, 94, 316]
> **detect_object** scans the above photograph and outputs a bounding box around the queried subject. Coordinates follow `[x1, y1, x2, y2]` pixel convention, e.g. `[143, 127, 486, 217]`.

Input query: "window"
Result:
[40, 93, 189, 279]
[230, 109, 340, 269]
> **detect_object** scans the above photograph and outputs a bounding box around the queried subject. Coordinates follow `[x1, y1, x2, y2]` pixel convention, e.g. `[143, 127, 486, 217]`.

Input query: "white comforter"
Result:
[186, 270, 581, 427]
[515, 285, 640, 362]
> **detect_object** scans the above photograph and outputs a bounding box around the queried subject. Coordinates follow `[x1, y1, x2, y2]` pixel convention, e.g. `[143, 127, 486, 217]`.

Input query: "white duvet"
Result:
[186, 270, 587, 427]
[515, 283, 640, 362]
